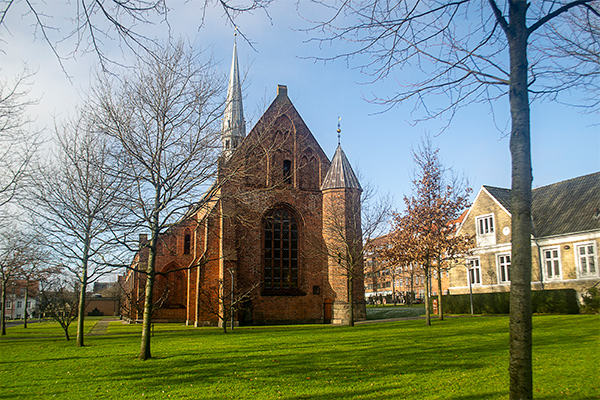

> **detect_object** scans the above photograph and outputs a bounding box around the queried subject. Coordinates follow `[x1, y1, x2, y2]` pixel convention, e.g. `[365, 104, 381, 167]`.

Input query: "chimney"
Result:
[277, 84, 288, 97]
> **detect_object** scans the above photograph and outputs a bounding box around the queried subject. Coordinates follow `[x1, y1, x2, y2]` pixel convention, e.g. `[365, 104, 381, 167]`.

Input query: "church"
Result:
[120, 42, 366, 326]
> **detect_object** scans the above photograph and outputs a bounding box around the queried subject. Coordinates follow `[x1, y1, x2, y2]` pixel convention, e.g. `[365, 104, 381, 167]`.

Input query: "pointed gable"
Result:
[225, 84, 331, 189]
[321, 145, 362, 191]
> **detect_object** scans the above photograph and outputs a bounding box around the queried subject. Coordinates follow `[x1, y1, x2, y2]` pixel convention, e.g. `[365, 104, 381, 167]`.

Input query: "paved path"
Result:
[87, 319, 120, 336]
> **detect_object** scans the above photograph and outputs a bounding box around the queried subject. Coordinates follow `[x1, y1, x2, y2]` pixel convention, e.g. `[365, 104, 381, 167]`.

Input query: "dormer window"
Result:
[476, 214, 496, 246]
[283, 160, 292, 184]
[477, 214, 494, 235]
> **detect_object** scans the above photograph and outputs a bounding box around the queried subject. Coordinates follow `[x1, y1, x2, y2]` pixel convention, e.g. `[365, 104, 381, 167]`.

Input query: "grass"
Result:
[0, 315, 598, 399]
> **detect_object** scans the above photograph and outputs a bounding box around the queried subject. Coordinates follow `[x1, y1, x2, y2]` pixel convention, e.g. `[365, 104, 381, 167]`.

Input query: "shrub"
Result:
[580, 286, 600, 314]
[443, 289, 579, 315]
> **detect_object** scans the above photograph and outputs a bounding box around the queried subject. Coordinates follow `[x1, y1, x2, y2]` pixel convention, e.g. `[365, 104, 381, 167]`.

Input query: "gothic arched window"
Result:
[283, 160, 292, 184]
[264, 208, 298, 292]
[183, 231, 191, 255]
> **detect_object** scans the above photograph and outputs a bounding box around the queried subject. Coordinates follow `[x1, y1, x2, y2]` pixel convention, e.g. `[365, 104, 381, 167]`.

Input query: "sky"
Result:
[2, 1, 599, 213]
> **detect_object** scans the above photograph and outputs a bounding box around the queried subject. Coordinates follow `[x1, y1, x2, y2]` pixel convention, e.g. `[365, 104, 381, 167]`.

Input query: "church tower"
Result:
[221, 39, 245, 159]
[321, 129, 366, 325]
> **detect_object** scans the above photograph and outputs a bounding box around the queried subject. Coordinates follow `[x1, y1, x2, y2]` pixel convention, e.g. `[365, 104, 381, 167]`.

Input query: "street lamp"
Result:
[465, 262, 474, 315]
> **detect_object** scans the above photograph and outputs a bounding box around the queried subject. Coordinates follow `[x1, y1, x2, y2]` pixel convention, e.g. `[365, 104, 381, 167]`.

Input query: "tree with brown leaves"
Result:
[386, 135, 471, 326]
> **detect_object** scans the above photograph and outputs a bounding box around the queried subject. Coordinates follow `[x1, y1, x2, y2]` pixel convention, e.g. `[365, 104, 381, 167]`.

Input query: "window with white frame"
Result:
[475, 214, 496, 246]
[468, 258, 481, 285]
[477, 214, 495, 235]
[5, 301, 11, 308]
[498, 254, 511, 283]
[16, 301, 22, 308]
[542, 247, 561, 280]
[576, 242, 597, 277]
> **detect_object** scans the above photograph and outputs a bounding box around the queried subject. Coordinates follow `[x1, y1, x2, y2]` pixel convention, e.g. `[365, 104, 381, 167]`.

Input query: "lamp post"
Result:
[466, 262, 474, 315]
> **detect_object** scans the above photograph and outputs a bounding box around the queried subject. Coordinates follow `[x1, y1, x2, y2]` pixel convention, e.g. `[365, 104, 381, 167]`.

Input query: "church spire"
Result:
[222, 35, 245, 159]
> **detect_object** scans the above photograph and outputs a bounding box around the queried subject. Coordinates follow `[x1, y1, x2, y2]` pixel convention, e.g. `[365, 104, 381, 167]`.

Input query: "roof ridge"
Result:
[532, 171, 600, 192]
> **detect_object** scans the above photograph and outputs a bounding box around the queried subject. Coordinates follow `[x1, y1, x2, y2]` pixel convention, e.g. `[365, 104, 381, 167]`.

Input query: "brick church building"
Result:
[120, 42, 366, 326]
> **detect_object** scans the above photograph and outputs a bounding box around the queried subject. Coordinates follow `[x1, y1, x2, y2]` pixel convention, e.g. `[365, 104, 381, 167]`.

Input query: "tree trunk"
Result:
[23, 286, 29, 329]
[437, 265, 444, 321]
[139, 232, 158, 360]
[508, 2, 533, 398]
[76, 237, 91, 347]
[1, 279, 7, 335]
[62, 321, 70, 341]
[348, 270, 355, 327]
[424, 263, 431, 326]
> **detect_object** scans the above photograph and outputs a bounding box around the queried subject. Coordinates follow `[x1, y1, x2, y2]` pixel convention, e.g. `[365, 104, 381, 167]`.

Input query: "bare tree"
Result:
[29, 111, 128, 347]
[0, 1, 273, 70]
[196, 272, 260, 333]
[0, 69, 40, 220]
[39, 272, 80, 341]
[15, 237, 54, 329]
[0, 227, 31, 335]
[93, 41, 224, 360]
[305, 2, 598, 397]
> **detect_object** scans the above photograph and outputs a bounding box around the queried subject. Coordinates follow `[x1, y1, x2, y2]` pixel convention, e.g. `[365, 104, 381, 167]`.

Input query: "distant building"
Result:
[2, 280, 39, 319]
[92, 282, 117, 294]
[448, 172, 600, 297]
[364, 234, 450, 304]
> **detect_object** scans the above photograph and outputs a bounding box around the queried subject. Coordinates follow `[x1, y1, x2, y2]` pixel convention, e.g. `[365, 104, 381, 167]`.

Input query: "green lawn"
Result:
[0, 315, 598, 399]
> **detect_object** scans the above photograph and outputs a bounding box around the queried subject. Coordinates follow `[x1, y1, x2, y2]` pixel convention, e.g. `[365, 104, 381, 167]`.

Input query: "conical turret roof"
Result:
[321, 145, 362, 191]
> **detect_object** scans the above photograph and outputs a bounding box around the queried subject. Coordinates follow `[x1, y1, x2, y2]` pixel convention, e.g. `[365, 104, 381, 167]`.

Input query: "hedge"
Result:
[441, 289, 579, 315]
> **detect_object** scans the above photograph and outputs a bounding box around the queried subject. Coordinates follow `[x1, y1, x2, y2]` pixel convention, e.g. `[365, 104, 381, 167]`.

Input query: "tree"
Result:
[39, 272, 80, 341]
[29, 112, 127, 347]
[0, 1, 273, 69]
[306, 2, 598, 397]
[15, 238, 53, 329]
[0, 228, 36, 335]
[93, 41, 224, 360]
[195, 271, 260, 333]
[386, 136, 470, 326]
[0, 69, 40, 221]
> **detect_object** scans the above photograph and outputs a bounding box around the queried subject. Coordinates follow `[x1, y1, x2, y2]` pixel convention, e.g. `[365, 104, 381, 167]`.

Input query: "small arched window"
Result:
[264, 208, 298, 292]
[283, 160, 292, 184]
[183, 232, 191, 255]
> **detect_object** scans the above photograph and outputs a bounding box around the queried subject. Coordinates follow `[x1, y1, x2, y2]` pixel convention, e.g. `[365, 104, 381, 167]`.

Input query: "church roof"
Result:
[483, 172, 600, 237]
[321, 145, 362, 191]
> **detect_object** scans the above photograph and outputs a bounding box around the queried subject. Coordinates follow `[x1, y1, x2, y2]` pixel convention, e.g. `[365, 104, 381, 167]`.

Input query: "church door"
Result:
[324, 298, 333, 324]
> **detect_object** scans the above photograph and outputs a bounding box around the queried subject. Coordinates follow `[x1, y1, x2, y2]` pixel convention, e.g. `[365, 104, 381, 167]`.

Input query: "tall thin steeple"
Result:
[222, 34, 245, 159]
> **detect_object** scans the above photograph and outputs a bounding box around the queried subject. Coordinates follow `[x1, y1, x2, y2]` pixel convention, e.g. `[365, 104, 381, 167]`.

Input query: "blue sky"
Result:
[2, 1, 599, 210]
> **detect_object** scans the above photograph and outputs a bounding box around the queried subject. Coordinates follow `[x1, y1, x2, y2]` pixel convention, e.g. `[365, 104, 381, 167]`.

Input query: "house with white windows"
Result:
[448, 172, 600, 298]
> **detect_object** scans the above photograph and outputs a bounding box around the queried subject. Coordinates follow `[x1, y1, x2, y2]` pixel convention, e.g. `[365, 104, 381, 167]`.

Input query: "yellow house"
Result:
[449, 172, 600, 297]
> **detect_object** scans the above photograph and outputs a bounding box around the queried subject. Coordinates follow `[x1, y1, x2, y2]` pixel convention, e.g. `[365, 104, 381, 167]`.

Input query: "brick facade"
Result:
[121, 86, 366, 325]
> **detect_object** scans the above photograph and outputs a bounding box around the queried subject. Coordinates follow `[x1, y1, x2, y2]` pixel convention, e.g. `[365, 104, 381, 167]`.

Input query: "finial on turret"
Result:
[337, 117, 341, 146]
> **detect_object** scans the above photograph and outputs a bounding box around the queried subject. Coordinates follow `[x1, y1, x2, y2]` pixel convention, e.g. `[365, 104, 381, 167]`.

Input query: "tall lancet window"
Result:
[264, 209, 298, 292]
[283, 160, 292, 184]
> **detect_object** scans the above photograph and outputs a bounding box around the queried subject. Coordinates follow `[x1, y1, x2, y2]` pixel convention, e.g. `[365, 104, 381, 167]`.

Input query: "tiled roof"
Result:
[321, 145, 362, 191]
[532, 172, 600, 237]
[484, 172, 600, 237]
[483, 186, 511, 212]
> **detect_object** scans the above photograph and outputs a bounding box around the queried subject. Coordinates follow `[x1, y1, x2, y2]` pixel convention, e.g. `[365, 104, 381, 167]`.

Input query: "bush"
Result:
[580, 286, 600, 314]
[443, 289, 579, 315]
